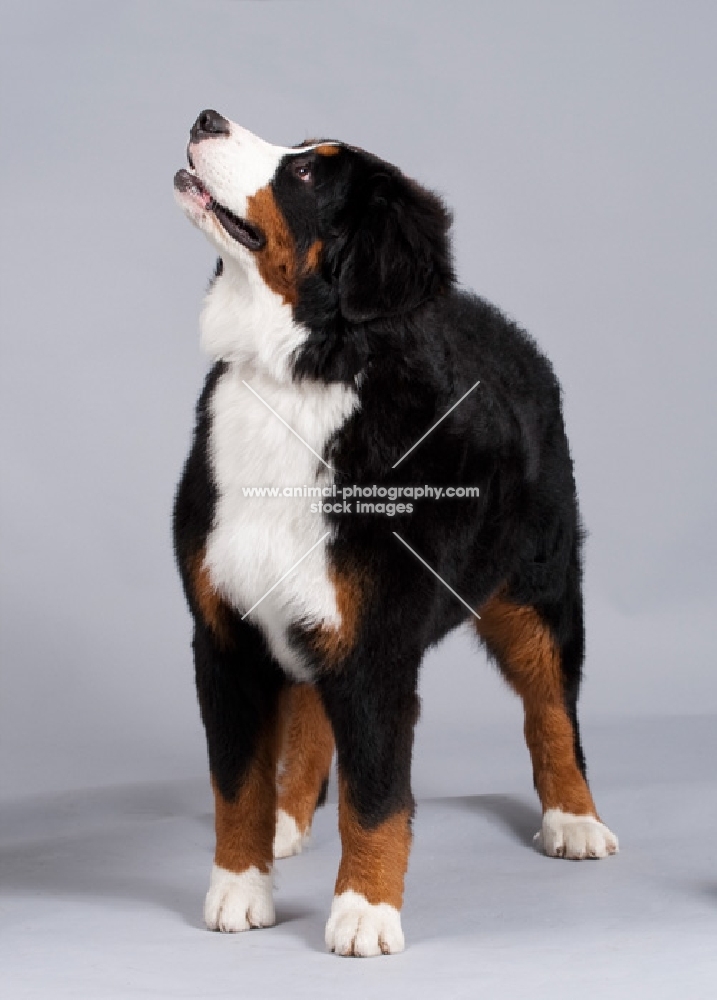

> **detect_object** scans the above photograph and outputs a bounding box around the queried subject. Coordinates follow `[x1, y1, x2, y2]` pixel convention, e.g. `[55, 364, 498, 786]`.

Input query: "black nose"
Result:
[190, 109, 230, 142]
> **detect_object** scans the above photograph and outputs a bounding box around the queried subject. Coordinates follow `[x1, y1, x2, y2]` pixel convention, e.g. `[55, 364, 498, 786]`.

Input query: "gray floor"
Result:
[2, 716, 716, 999]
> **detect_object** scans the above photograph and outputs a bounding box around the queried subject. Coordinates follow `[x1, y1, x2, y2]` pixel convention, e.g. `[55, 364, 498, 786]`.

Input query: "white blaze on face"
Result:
[189, 120, 295, 220]
[174, 115, 338, 252]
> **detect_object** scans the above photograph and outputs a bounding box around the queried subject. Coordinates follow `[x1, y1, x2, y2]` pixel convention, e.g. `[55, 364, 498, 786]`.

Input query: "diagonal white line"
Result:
[392, 380, 481, 468]
[241, 531, 331, 620]
[242, 380, 334, 472]
[392, 532, 481, 620]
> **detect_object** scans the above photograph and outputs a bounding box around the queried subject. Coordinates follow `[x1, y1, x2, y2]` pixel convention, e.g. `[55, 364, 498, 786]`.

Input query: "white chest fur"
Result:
[200, 267, 358, 679]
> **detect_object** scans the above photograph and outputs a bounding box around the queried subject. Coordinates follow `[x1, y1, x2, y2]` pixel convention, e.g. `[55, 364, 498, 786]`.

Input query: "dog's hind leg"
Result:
[273, 683, 335, 859]
[476, 587, 619, 860]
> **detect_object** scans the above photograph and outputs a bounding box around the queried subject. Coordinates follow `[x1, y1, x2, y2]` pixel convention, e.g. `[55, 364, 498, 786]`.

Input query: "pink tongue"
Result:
[187, 179, 211, 208]
[185, 174, 212, 208]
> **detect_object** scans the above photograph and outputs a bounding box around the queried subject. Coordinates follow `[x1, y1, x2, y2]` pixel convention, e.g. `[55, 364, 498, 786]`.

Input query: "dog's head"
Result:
[174, 110, 453, 330]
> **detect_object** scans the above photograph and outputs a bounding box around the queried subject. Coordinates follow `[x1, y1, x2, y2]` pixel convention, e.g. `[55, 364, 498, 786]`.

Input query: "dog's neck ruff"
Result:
[200, 256, 307, 384]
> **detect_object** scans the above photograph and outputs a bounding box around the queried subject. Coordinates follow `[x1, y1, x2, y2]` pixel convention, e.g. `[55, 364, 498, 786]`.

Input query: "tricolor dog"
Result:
[173, 109, 618, 957]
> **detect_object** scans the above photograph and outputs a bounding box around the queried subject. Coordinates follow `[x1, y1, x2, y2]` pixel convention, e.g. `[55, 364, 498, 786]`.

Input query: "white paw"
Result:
[325, 890, 405, 957]
[203, 864, 275, 932]
[273, 808, 309, 859]
[538, 809, 619, 859]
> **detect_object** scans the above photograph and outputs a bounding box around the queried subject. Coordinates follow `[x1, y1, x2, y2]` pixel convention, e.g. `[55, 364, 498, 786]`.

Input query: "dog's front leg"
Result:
[193, 621, 285, 933]
[317, 651, 420, 957]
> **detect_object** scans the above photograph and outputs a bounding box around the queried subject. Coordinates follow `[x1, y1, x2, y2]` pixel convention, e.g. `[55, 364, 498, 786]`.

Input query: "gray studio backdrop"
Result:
[1, 0, 715, 801]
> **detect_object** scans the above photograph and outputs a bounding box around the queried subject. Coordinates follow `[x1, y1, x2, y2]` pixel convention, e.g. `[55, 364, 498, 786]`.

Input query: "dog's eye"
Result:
[292, 160, 313, 183]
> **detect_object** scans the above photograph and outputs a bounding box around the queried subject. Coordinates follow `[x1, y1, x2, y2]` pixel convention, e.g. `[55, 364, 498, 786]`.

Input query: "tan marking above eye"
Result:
[246, 186, 298, 306]
[315, 144, 341, 156]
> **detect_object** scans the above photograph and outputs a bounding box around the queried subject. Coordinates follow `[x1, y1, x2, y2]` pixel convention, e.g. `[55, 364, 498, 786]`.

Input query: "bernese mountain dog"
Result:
[172, 109, 618, 957]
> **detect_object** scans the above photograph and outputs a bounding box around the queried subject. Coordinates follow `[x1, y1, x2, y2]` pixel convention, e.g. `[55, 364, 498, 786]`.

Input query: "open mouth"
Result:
[174, 168, 266, 251]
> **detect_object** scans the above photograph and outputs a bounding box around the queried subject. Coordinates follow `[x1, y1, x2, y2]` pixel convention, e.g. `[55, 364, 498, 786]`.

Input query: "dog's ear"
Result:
[335, 168, 454, 323]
